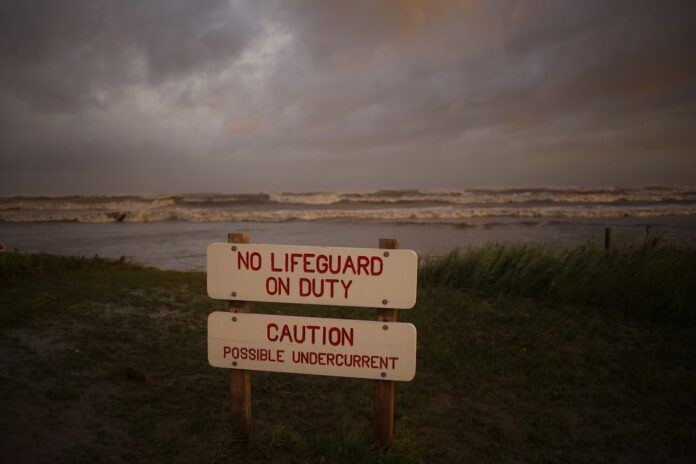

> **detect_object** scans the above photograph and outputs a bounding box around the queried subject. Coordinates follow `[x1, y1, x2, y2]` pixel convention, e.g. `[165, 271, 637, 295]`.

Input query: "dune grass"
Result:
[0, 251, 139, 279]
[1, 247, 695, 462]
[419, 241, 696, 325]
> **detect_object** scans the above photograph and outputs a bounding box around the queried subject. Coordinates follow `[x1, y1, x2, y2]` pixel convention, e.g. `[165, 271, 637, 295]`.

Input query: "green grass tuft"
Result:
[419, 241, 696, 325]
[0, 251, 141, 278]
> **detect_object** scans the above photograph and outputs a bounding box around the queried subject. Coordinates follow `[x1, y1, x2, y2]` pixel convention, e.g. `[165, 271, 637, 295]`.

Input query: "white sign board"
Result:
[208, 312, 417, 381]
[207, 243, 417, 309]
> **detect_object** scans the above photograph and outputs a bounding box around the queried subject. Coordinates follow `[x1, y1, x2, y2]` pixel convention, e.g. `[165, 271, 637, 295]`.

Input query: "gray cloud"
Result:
[1, 0, 695, 194]
[0, 0, 257, 110]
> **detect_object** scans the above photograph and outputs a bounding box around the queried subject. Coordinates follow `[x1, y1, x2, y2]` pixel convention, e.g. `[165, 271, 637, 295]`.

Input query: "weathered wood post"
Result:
[228, 232, 252, 440]
[374, 238, 399, 448]
[605, 227, 612, 251]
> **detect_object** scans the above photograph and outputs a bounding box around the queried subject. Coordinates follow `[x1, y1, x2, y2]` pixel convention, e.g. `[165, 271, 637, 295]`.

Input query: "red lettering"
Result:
[247, 252, 262, 271]
[299, 278, 311, 297]
[343, 256, 356, 274]
[357, 256, 369, 275]
[371, 257, 383, 276]
[327, 327, 341, 346]
[342, 328, 354, 346]
[316, 255, 329, 273]
[341, 279, 352, 298]
[329, 256, 340, 274]
[278, 277, 290, 295]
[303, 253, 315, 273]
[267, 323, 278, 341]
[311, 278, 324, 297]
[266, 277, 276, 295]
[325, 278, 338, 297]
[223, 346, 231, 358]
[266, 277, 290, 296]
[307, 325, 319, 344]
[280, 324, 292, 342]
[292, 325, 306, 344]
[290, 253, 302, 272]
[237, 251, 249, 270]
[270, 252, 282, 272]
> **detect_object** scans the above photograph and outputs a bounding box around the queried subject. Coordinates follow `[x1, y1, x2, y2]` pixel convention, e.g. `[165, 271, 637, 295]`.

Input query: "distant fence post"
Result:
[228, 232, 252, 440]
[604, 227, 612, 251]
[374, 238, 399, 448]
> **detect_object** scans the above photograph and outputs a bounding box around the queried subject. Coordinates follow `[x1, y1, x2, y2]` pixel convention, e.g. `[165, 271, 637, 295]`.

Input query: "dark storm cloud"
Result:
[1, 0, 695, 194]
[0, 0, 257, 111]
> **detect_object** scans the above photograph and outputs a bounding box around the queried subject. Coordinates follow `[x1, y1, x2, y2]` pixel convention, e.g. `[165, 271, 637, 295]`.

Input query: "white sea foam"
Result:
[2, 205, 696, 224]
[1, 187, 695, 224]
[3, 187, 695, 211]
[0, 198, 176, 211]
[268, 192, 344, 205]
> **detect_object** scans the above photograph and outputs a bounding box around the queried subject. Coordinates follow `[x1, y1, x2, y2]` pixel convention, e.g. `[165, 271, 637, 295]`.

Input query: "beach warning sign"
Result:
[207, 243, 418, 308]
[208, 312, 417, 381]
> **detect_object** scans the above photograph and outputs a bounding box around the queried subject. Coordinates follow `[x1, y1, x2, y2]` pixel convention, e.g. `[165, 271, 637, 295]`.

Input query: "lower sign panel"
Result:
[208, 312, 417, 381]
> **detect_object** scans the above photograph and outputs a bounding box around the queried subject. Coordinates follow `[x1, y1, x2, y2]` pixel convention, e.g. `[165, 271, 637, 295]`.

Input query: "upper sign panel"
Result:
[207, 243, 418, 308]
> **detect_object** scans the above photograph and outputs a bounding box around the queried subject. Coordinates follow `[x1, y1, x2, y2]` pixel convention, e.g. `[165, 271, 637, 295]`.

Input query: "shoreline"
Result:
[2, 215, 696, 271]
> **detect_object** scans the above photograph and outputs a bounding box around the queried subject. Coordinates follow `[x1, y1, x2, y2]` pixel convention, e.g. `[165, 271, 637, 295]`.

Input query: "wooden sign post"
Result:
[374, 238, 398, 448]
[228, 233, 251, 440]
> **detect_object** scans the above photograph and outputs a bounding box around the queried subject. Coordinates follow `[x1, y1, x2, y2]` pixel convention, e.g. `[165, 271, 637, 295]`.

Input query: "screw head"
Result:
[232, 361, 238, 367]
[231, 291, 237, 297]
[382, 299, 388, 305]
[382, 324, 388, 330]
[232, 316, 237, 322]
[380, 372, 387, 378]
[231, 246, 237, 251]
[383, 251, 390, 257]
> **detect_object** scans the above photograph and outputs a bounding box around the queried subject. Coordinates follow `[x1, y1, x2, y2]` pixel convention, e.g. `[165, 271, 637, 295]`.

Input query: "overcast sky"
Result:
[1, 0, 695, 194]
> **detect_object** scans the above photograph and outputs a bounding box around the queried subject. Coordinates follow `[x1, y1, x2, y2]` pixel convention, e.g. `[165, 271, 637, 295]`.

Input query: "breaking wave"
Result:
[2, 186, 696, 212]
[1, 187, 694, 224]
[2, 205, 696, 224]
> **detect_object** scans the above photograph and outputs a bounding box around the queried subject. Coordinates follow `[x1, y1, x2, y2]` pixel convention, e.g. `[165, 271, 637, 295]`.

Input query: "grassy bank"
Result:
[420, 241, 696, 325]
[1, 246, 695, 462]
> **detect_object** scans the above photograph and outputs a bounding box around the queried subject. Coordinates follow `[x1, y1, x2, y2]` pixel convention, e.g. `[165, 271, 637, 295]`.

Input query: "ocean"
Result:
[2, 187, 695, 270]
